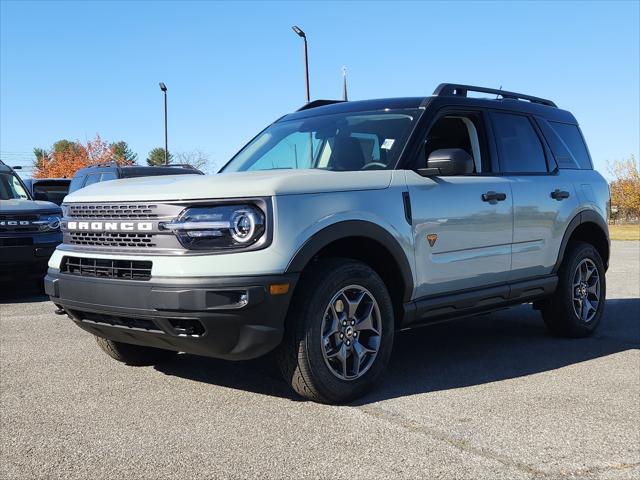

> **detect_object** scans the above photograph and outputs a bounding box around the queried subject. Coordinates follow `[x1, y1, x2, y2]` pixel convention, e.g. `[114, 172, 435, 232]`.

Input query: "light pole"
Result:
[159, 82, 168, 165]
[291, 26, 310, 103]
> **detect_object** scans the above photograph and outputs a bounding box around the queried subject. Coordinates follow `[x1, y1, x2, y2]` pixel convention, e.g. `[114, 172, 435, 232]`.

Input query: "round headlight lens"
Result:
[231, 209, 257, 243]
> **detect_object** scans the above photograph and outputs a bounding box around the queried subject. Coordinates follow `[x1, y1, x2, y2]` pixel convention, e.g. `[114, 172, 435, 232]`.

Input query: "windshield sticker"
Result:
[381, 139, 395, 150]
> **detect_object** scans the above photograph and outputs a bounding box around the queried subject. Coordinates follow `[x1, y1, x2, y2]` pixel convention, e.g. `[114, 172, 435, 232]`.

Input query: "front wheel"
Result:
[542, 241, 606, 337]
[278, 259, 394, 404]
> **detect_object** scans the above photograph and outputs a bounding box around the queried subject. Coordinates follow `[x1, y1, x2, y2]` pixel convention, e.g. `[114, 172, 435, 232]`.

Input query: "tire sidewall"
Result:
[300, 261, 394, 402]
[559, 242, 606, 334]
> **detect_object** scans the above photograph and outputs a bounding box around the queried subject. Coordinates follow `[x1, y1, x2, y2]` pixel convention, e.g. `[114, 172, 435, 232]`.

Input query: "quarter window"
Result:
[492, 113, 548, 173]
[549, 122, 592, 169]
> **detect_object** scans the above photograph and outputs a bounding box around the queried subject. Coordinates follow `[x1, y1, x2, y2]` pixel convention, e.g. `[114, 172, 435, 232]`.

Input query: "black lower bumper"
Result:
[0, 240, 59, 278]
[45, 269, 298, 361]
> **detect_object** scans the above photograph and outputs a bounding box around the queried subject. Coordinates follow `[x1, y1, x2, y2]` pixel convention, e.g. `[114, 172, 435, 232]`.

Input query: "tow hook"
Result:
[54, 307, 66, 316]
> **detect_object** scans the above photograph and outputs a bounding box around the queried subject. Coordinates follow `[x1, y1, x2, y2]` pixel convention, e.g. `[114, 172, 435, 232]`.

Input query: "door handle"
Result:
[481, 191, 507, 202]
[551, 189, 570, 200]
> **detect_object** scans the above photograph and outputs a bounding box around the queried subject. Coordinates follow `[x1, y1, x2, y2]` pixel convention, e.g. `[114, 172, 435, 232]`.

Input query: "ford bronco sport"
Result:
[45, 84, 610, 403]
[1, 161, 62, 282]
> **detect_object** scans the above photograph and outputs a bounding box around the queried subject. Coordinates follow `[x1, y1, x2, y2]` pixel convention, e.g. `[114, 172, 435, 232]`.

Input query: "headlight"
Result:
[161, 204, 266, 250]
[34, 214, 61, 232]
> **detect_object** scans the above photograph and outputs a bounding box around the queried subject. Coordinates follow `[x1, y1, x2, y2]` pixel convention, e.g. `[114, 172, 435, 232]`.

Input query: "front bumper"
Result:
[45, 269, 298, 360]
[0, 234, 61, 277]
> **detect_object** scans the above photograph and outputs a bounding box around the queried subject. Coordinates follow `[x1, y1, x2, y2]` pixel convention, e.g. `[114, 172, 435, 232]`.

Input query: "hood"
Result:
[63, 169, 394, 202]
[0, 198, 61, 215]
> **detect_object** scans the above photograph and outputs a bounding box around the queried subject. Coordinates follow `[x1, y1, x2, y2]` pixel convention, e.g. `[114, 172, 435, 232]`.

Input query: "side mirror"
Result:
[417, 148, 474, 177]
[34, 192, 49, 201]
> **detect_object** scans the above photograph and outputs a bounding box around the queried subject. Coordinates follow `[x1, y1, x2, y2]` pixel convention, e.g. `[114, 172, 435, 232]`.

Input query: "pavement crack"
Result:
[357, 404, 549, 478]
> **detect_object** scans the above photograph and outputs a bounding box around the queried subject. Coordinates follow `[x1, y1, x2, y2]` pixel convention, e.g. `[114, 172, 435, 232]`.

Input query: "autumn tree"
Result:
[147, 147, 172, 166]
[32, 134, 131, 178]
[111, 141, 138, 165]
[608, 155, 640, 222]
[33, 148, 50, 172]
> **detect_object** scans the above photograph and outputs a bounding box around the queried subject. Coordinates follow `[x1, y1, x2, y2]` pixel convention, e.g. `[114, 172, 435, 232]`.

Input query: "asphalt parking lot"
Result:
[1, 241, 638, 479]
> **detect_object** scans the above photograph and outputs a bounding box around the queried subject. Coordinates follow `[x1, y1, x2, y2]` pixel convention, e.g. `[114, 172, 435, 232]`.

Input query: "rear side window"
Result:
[548, 121, 592, 169]
[492, 113, 548, 173]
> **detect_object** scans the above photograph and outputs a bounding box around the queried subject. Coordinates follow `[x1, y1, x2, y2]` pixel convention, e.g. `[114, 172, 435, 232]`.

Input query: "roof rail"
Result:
[297, 99, 345, 111]
[433, 83, 557, 108]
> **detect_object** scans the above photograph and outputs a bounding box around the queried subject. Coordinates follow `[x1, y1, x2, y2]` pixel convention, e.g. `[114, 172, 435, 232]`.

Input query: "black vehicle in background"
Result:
[0, 161, 62, 282]
[22, 178, 71, 206]
[69, 163, 204, 194]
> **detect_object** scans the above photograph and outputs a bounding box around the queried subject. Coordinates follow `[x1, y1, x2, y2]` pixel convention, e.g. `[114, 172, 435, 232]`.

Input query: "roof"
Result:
[281, 83, 577, 124]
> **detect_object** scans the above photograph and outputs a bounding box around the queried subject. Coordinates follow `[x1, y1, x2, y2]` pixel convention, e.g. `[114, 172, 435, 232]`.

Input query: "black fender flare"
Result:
[553, 210, 610, 273]
[285, 220, 414, 302]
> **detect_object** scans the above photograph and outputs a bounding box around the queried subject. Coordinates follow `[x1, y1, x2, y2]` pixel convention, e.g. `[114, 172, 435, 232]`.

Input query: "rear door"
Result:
[407, 108, 513, 298]
[490, 111, 579, 280]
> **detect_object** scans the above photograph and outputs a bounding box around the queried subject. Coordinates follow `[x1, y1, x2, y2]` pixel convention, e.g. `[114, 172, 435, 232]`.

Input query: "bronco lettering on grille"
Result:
[65, 221, 154, 232]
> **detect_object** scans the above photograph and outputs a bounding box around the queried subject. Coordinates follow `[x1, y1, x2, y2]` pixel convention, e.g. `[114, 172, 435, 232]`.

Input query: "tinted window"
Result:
[549, 122, 592, 169]
[32, 182, 70, 205]
[100, 172, 117, 181]
[0, 172, 29, 200]
[69, 176, 85, 193]
[83, 174, 102, 187]
[492, 113, 547, 173]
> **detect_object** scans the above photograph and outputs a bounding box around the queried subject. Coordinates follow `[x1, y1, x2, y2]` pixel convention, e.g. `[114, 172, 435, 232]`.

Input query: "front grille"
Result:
[62, 202, 185, 252]
[61, 256, 152, 281]
[68, 232, 156, 248]
[66, 204, 159, 219]
[0, 214, 41, 233]
[73, 310, 162, 333]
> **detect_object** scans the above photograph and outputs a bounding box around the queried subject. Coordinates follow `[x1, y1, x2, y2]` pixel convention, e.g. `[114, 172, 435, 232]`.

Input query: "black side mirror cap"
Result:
[418, 148, 474, 176]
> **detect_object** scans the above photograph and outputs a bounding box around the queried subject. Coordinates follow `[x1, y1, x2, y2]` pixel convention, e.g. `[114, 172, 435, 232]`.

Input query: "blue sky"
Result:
[1, 0, 638, 177]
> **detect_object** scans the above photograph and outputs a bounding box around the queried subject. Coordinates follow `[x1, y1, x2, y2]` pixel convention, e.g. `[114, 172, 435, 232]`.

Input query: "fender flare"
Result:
[285, 220, 414, 302]
[553, 210, 610, 273]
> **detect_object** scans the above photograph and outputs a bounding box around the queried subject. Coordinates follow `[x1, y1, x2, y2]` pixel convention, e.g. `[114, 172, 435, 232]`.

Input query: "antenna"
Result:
[342, 66, 348, 101]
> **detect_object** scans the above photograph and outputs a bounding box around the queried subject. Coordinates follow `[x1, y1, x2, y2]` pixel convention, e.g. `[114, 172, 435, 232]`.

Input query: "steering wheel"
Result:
[361, 162, 387, 171]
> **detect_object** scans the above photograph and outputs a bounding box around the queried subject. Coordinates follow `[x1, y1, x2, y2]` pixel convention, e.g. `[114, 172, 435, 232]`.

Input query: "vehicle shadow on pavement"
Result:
[0, 278, 48, 304]
[154, 298, 639, 404]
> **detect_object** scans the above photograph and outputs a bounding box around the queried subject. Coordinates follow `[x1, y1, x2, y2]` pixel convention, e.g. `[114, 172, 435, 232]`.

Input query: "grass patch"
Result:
[609, 224, 640, 241]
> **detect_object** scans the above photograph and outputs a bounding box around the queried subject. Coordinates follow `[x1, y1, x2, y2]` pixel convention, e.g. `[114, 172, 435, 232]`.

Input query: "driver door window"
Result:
[421, 113, 490, 174]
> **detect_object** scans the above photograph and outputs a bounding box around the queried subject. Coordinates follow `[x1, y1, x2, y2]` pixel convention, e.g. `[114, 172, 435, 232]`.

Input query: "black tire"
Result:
[95, 336, 178, 366]
[542, 241, 606, 337]
[278, 258, 394, 404]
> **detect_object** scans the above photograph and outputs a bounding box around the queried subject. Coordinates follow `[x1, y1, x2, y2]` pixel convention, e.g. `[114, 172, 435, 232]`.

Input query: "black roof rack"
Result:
[433, 83, 557, 108]
[297, 99, 345, 111]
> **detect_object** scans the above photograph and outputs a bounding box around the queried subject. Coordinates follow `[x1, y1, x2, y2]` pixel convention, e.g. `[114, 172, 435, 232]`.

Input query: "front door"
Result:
[406, 110, 513, 298]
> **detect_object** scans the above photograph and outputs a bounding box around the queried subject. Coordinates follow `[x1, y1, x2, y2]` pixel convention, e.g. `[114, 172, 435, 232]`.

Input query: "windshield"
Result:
[0, 172, 30, 200]
[222, 109, 419, 172]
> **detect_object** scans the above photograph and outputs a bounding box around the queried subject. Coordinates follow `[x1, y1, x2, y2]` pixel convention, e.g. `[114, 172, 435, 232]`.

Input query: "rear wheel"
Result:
[278, 259, 394, 404]
[95, 336, 178, 366]
[542, 241, 606, 337]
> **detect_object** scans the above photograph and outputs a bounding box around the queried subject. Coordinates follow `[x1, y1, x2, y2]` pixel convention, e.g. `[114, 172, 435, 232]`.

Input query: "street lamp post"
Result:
[291, 26, 310, 103]
[159, 82, 168, 165]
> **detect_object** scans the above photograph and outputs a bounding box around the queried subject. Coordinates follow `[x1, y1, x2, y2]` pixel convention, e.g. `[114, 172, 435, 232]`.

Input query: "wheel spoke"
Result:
[323, 306, 341, 343]
[345, 291, 366, 319]
[356, 302, 379, 334]
[581, 298, 595, 321]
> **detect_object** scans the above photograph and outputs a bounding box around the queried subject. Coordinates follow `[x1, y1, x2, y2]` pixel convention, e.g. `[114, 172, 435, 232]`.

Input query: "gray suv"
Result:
[46, 84, 609, 403]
